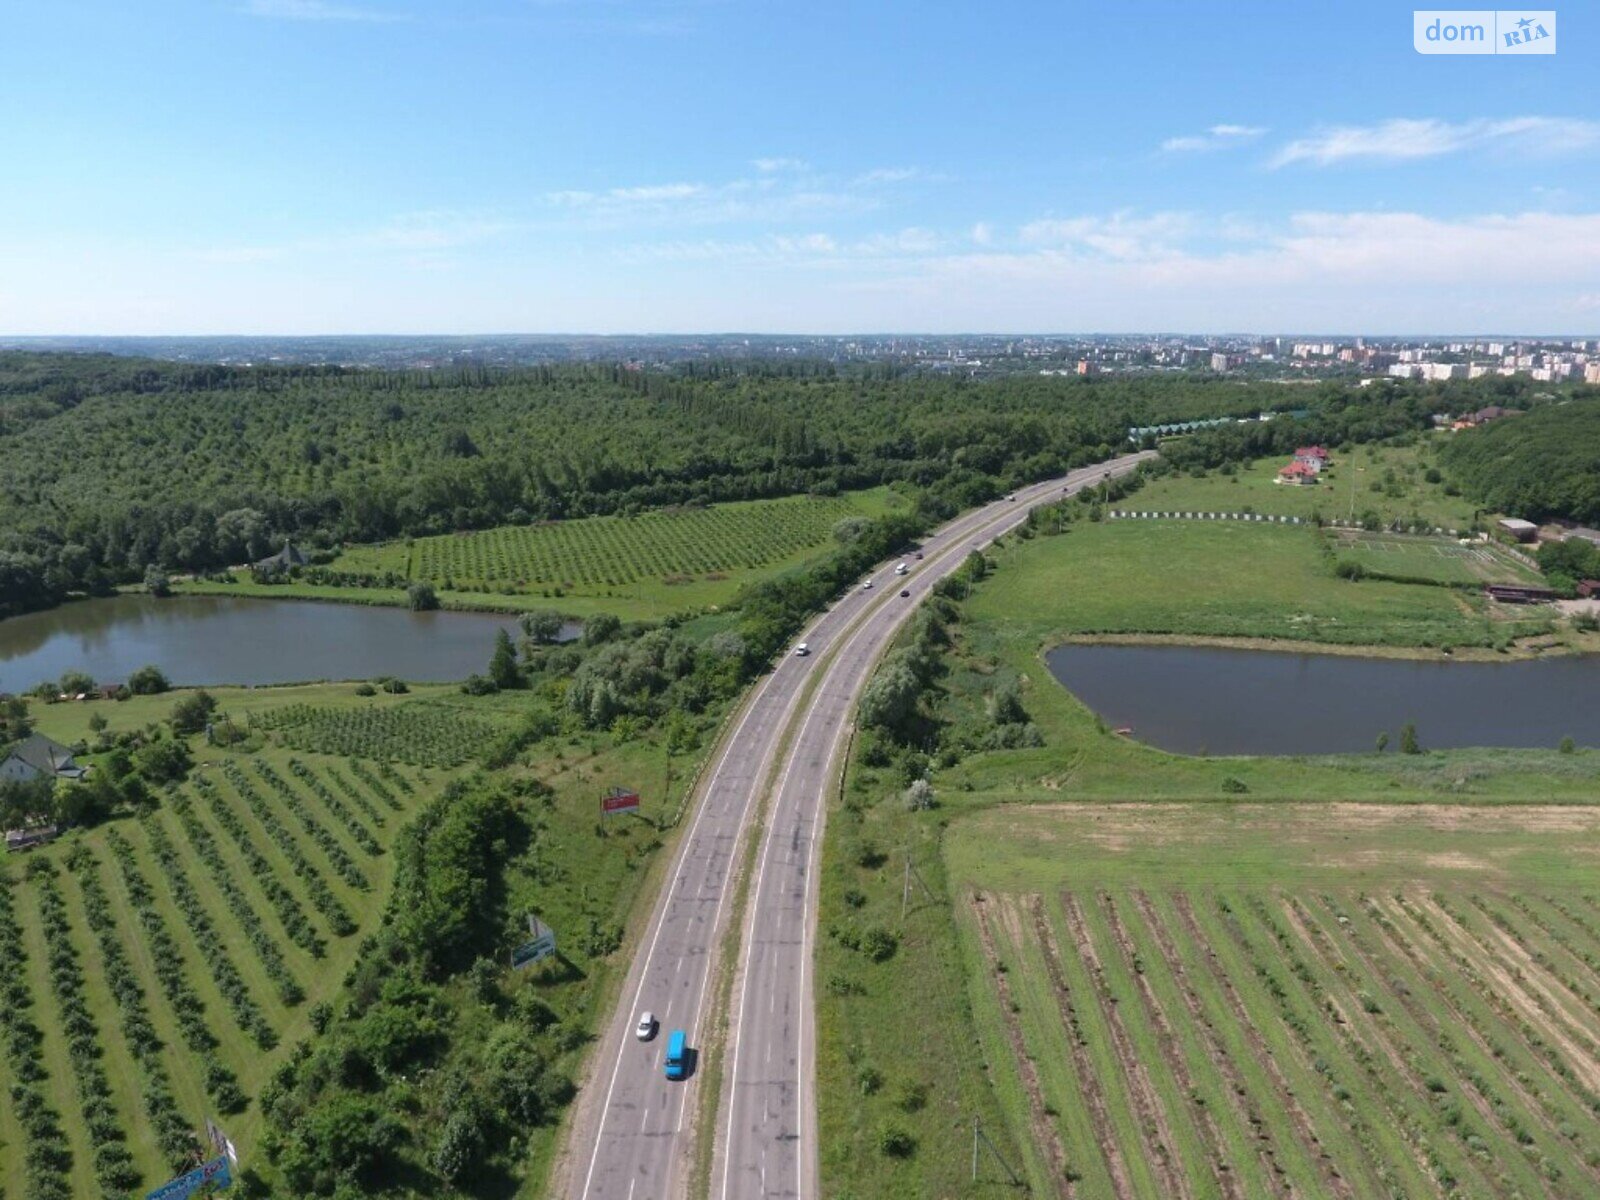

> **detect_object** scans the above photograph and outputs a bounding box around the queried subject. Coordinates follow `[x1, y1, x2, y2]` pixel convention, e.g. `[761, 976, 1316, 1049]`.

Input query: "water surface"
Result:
[0, 595, 574, 688]
[1046, 642, 1600, 755]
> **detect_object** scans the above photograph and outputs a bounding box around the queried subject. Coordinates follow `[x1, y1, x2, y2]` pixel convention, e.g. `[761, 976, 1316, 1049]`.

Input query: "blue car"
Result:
[664, 1029, 689, 1081]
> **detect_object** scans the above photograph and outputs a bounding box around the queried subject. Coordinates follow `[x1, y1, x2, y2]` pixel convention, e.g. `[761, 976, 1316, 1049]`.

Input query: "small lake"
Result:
[1046, 642, 1600, 755]
[0, 595, 576, 688]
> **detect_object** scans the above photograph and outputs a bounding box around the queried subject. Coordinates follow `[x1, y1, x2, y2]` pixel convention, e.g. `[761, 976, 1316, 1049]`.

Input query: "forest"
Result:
[6, 353, 1587, 621]
[0, 353, 1277, 617]
[1439, 397, 1600, 524]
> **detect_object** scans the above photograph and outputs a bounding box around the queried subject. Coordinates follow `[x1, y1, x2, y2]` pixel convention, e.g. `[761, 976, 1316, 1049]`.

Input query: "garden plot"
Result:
[1331, 530, 1542, 586]
[951, 803, 1600, 1200]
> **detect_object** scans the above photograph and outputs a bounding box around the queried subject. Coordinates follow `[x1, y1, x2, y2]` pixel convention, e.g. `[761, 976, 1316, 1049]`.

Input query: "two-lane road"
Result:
[563, 452, 1154, 1200]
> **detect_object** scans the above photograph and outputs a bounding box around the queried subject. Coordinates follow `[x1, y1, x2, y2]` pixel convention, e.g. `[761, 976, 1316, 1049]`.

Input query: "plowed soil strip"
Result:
[1465, 894, 1600, 1037]
[1098, 892, 1241, 1200]
[1060, 892, 1192, 1200]
[1498, 894, 1600, 999]
[1167, 894, 1359, 1200]
[1130, 891, 1304, 1200]
[1341, 894, 1600, 1191]
[1413, 893, 1600, 1090]
[1213, 894, 1443, 1199]
[1029, 895, 1136, 1200]
[1257, 896, 1487, 1200]
[970, 894, 1074, 1198]
[1379, 893, 1600, 1118]
[1290, 897, 1543, 1200]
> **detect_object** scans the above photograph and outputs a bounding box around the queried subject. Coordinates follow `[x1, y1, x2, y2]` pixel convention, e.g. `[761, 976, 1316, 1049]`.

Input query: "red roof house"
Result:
[1277, 462, 1319, 485]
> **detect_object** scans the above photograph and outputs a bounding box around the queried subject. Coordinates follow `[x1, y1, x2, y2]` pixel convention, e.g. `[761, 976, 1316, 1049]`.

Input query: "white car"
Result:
[1006, 493, 1017, 501]
[637, 1011, 657, 1041]
[862, 580, 873, 590]
[794, 642, 810, 657]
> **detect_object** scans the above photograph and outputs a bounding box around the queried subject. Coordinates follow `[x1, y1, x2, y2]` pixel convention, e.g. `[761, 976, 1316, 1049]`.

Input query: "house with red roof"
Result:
[1276, 461, 1319, 486]
[1292, 445, 1330, 473]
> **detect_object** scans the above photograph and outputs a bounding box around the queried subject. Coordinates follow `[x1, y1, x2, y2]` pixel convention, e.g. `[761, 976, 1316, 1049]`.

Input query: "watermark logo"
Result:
[1414, 10, 1556, 53]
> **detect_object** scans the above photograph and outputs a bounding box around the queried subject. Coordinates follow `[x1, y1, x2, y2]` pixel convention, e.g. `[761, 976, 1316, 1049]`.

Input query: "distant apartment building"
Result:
[1586, 362, 1600, 385]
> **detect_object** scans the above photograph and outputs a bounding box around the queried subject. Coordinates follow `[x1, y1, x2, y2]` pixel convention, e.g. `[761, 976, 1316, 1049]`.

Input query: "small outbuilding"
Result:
[1485, 583, 1556, 604]
[1497, 518, 1538, 544]
[254, 542, 309, 574]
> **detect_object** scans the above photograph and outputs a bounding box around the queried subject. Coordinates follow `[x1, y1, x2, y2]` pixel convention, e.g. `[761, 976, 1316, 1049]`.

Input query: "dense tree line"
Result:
[1439, 397, 1600, 524]
[257, 777, 573, 1197]
[1, 352, 1283, 617]
[1156, 376, 1597, 475]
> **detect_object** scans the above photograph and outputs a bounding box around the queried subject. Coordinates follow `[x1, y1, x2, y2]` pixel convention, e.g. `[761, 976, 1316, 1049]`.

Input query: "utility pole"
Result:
[901, 854, 936, 920]
[971, 1118, 1023, 1186]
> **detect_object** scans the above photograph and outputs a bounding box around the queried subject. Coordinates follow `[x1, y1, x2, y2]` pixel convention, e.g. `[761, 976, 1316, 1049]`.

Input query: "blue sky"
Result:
[2, 0, 1596, 333]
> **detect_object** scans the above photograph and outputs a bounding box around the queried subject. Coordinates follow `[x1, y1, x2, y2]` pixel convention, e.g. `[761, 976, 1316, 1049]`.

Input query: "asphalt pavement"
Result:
[564, 452, 1155, 1200]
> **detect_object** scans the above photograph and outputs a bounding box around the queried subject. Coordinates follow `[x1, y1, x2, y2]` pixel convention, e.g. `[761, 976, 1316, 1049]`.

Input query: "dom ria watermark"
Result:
[1414, 10, 1556, 53]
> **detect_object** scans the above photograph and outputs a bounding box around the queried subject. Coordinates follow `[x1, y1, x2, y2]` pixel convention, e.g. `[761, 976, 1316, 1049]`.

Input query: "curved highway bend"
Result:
[564, 451, 1155, 1200]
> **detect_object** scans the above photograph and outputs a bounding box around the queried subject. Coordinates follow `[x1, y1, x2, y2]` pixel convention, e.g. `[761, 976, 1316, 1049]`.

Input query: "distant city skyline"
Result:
[3, 0, 1596, 334]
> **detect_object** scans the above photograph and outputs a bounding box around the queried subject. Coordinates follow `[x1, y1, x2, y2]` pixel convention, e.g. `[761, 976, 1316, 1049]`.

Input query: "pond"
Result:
[0, 595, 578, 688]
[1045, 642, 1600, 755]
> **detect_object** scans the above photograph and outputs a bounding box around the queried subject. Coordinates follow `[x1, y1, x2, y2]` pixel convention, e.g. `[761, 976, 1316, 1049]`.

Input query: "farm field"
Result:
[327, 487, 900, 615]
[0, 741, 433, 1200]
[1329, 529, 1542, 586]
[950, 803, 1600, 1200]
[1130, 439, 1479, 529]
[2, 680, 698, 1199]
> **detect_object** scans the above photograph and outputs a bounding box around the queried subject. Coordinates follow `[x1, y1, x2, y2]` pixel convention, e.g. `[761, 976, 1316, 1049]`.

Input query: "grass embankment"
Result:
[814, 490, 1600, 1199]
[1, 681, 705, 1200]
[175, 487, 902, 622]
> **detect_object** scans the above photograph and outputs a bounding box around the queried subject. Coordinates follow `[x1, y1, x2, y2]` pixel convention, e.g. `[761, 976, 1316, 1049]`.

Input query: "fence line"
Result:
[1108, 509, 1485, 540]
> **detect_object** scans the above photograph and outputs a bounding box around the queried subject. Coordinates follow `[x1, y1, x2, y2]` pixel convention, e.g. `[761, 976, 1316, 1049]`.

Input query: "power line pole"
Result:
[901, 854, 936, 921]
[971, 1118, 1023, 1186]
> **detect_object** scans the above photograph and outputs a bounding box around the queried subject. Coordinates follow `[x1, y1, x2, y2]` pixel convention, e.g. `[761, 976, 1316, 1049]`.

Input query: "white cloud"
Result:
[971, 221, 993, 246]
[1271, 116, 1600, 167]
[1018, 211, 1195, 260]
[752, 157, 807, 173]
[242, 0, 406, 22]
[853, 166, 923, 185]
[1160, 124, 1266, 152]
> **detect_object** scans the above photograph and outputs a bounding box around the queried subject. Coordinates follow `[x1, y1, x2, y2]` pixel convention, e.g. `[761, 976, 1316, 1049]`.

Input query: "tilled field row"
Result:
[966, 886, 1600, 1200]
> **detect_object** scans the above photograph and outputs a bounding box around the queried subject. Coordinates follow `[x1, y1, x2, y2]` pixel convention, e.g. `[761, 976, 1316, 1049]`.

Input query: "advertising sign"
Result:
[512, 915, 557, 969]
[145, 1156, 232, 1200]
[601, 787, 641, 816]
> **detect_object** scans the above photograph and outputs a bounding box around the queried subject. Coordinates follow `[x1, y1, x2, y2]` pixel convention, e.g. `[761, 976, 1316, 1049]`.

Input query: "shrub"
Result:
[169, 690, 218, 735]
[128, 664, 170, 695]
[878, 1123, 915, 1158]
[407, 582, 440, 611]
[903, 779, 935, 811]
[859, 926, 899, 963]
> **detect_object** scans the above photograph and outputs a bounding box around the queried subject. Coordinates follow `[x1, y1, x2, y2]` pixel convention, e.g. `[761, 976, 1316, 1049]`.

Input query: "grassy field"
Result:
[950, 804, 1600, 1200]
[0, 682, 701, 1200]
[976, 519, 1552, 650]
[1130, 439, 1479, 529]
[813, 495, 1600, 1200]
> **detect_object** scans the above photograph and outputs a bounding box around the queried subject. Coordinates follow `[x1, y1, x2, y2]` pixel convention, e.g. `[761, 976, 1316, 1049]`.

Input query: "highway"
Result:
[562, 451, 1155, 1200]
